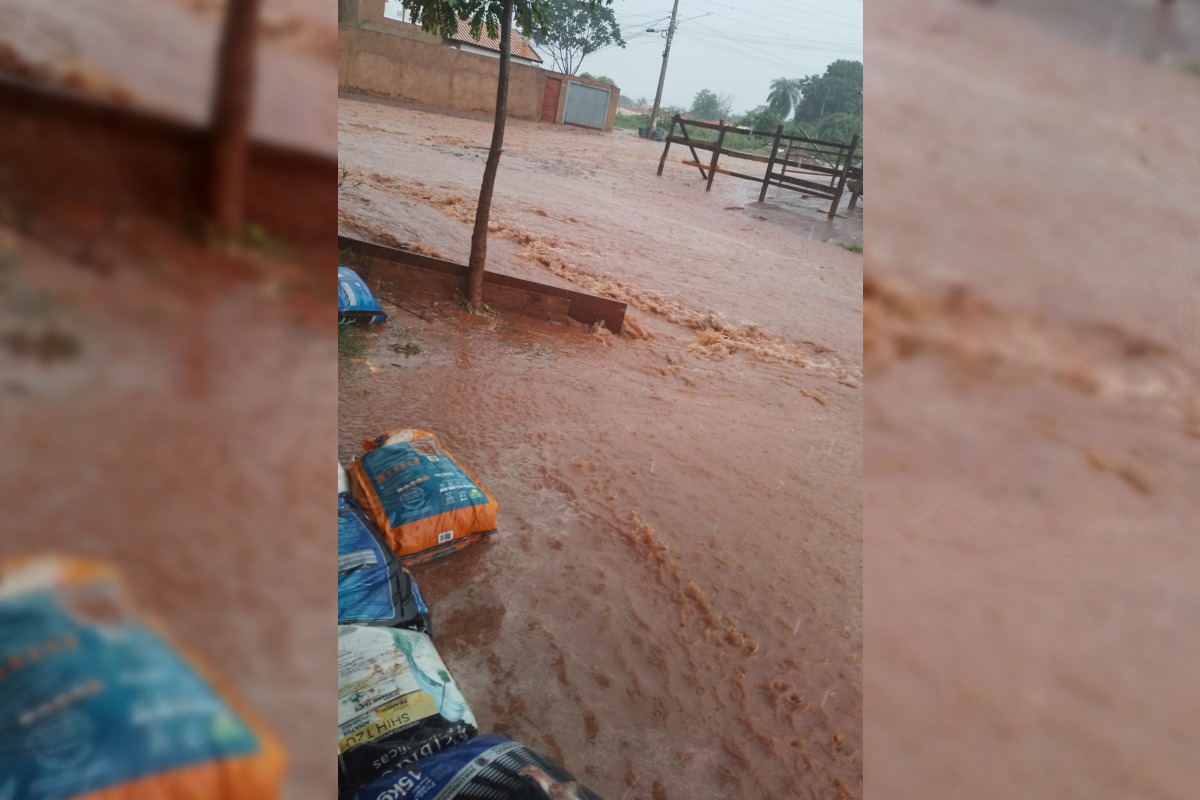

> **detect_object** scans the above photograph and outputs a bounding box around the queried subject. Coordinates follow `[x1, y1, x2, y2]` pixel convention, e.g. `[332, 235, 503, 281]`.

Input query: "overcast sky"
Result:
[576, 0, 863, 113]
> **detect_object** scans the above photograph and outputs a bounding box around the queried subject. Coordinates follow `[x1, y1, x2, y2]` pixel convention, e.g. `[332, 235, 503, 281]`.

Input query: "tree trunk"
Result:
[467, 0, 515, 307]
[208, 0, 262, 236]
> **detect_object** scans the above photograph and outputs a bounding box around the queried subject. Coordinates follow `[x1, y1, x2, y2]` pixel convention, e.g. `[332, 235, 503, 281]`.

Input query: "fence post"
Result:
[848, 167, 862, 211]
[656, 115, 679, 176]
[681, 120, 709, 179]
[759, 124, 784, 202]
[705, 120, 726, 192]
[827, 134, 859, 219]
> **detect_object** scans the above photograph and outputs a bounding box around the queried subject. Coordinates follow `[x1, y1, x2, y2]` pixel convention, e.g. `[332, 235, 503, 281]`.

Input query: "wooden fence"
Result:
[656, 115, 861, 219]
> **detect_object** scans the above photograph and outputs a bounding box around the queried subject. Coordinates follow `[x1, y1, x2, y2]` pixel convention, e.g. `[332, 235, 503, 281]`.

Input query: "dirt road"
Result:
[338, 99, 864, 798]
[867, 1, 1200, 797]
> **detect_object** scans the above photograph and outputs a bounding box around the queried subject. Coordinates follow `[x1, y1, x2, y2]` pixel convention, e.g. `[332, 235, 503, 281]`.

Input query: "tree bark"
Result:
[208, 0, 262, 236]
[467, 0, 514, 306]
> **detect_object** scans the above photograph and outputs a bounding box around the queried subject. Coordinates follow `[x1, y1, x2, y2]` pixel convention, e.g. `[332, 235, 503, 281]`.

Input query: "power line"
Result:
[687, 21, 861, 49]
[678, 32, 836, 74]
[687, 0, 863, 32]
[684, 27, 861, 58]
[745, 0, 863, 27]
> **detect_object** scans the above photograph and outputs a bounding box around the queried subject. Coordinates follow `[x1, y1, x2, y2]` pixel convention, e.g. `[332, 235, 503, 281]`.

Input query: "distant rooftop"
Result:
[382, 2, 544, 64]
[447, 18, 543, 63]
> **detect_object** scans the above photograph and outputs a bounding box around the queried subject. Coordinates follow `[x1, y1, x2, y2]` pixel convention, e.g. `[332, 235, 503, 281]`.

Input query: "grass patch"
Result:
[338, 324, 365, 358]
[840, 242, 863, 254]
[460, 300, 500, 317]
[235, 223, 287, 259]
[1184, 63, 1200, 80]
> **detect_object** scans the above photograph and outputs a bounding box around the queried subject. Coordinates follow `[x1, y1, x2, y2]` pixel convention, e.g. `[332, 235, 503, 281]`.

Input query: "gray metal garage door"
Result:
[563, 81, 611, 130]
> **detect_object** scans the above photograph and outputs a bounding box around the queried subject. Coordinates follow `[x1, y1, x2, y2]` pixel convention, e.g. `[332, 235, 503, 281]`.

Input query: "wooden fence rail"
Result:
[656, 114, 861, 219]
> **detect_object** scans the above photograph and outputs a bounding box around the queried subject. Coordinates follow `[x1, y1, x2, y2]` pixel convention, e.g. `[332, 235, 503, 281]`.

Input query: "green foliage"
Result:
[839, 242, 863, 254]
[338, 324, 365, 358]
[815, 112, 862, 146]
[403, 0, 542, 41]
[530, 0, 624, 75]
[579, 72, 617, 85]
[766, 77, 802, 119]
[460, 300, 501, 317]
[234, 223, 287, 259]
[740, 105, 785, 135]
[793, 60, 863, 123]
[689, 89, 734, 122]
[614, 104, 684, 133]
[612, 113, 644, 131]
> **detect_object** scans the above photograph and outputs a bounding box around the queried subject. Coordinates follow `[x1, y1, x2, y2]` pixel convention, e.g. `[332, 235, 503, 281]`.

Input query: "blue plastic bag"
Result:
[339, 266, 387, 324]
[338, 493, 432, 636]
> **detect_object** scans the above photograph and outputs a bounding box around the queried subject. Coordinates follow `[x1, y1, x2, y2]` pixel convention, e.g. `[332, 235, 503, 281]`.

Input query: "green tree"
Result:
[579, 72, 616, 85]
[530, 0, 624, 76]
[765, 77, 801, 119]
[815, 112, 862, 145]
[741, 105, 784, 134]
[793, 60, 863, 123]
[689, 89, 733, 121]
[403, 0, 614, 306]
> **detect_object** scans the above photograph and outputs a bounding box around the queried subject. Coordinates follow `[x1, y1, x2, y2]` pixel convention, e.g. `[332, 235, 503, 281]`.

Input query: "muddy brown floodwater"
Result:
[0, 0, 336, 154]
[868, 1, 1200, 798]
[0, 225, 335, 800]
[339, 98, 863, 798]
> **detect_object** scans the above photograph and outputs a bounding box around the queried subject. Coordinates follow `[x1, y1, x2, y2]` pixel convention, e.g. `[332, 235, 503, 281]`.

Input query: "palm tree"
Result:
[766, 77, 801, 119]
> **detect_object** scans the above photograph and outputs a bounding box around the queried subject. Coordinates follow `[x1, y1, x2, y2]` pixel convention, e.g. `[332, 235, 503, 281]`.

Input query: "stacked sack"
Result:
[346, 429, 499, 565]
[338, 431, 604, 800]
[0, 555, 285, 799]
[339, 461, 432, 636]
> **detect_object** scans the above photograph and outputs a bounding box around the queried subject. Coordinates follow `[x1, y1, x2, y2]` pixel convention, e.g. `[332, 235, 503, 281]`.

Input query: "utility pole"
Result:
[645, 0, 680, 140]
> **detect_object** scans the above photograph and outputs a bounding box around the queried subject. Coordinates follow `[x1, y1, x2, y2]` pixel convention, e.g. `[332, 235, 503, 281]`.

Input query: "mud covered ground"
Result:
[867, 1, 1200, 797]
[964, 0, 1200, 66]
[1, 5, 337, 792]
[0, 222, 334, 798]
[338, 99, 863, 798]
[0, 0, 335, 154]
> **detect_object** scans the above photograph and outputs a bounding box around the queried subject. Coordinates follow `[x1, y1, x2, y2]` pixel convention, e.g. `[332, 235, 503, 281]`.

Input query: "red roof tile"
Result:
[448, 18, 543, 63]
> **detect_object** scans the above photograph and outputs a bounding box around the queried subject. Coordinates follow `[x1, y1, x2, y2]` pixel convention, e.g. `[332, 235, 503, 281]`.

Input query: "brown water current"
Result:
[1, 226, 334, 800]
[339, 95, 863, 799]
[867, 1, 1200, 798]
[339, 305, 861, 799]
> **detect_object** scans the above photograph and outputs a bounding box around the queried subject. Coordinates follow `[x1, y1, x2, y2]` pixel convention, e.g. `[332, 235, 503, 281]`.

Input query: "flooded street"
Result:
[339, 98, 863, 798]
[867, 1, 1200, 798]
[2, 3, 337, 791]
[0, 227, 335, 800]
[0, 0, 336, 154]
